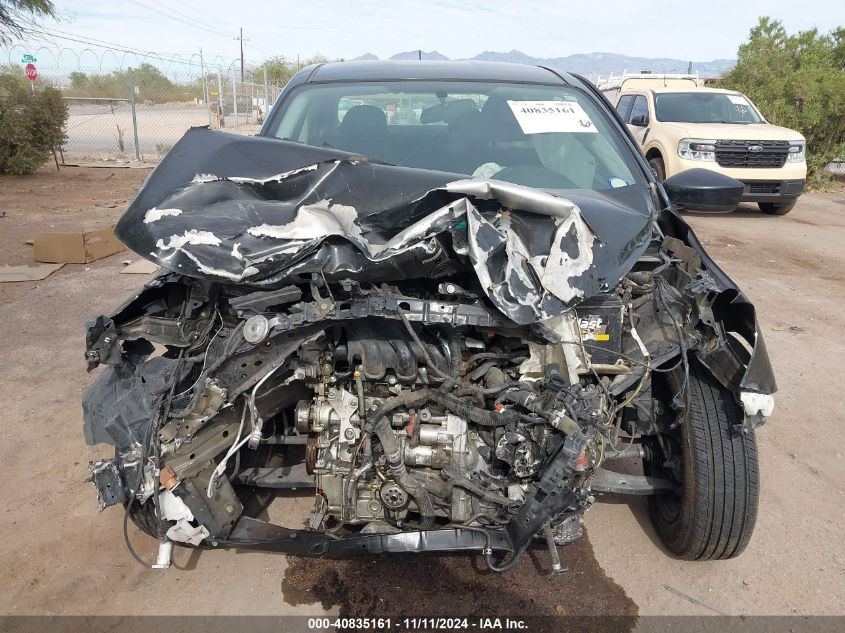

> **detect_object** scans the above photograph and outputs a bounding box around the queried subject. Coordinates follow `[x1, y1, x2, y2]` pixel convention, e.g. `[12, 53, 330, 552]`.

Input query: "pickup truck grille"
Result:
[745, 182, 781, 194]
[715, 140, 789, 168]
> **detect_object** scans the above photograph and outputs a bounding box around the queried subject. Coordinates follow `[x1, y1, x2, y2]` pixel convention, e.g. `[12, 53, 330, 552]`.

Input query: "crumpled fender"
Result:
[659, 207, 776, 396]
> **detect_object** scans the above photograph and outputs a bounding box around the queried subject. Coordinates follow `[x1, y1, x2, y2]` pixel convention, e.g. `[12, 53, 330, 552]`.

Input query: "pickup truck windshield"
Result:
[654, 92, 763, 124]
[269, 81, 641, 191]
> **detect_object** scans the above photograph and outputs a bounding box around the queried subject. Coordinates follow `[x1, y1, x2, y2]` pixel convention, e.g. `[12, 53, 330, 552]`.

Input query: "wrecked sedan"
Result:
[84, 61, 773, 571]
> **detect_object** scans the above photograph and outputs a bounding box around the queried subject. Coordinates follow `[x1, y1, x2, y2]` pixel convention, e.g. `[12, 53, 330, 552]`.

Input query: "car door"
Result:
[625, 94, 651, 146]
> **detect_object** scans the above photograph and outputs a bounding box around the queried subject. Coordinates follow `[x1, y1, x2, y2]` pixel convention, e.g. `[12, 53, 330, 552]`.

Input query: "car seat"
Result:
[336, 105, 391, 161]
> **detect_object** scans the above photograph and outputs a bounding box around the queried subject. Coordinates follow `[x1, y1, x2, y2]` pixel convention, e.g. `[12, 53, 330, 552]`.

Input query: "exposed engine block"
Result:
[288, 320, 608, 532]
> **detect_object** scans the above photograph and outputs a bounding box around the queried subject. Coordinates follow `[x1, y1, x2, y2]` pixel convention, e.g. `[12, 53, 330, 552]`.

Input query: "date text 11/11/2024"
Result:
[307, 617, 529, 630]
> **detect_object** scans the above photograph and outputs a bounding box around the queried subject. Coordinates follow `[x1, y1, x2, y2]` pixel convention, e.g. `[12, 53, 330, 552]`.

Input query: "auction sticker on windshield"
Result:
[726, 94, 750, 106]
[507, 100, 598, 134]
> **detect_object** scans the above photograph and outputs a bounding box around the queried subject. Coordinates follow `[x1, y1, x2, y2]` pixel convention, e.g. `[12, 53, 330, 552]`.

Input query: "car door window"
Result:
[616, 95, 634, 120]
[628, 95, 649, 125]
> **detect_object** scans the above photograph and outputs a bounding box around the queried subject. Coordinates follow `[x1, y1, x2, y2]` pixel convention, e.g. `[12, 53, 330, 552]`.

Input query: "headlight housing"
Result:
[786, 141, 805, 163]
[678, 139, 717, 161]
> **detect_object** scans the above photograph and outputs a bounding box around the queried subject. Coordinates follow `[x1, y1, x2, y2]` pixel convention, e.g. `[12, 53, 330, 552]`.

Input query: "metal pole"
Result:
[263, 67, 269, 121]
[200, 48, 211, 126]
[217, 69, 224, 128]
[127, 67, 140, 161]
[239, 27, 244, 82]
[232, 71, 239, 131]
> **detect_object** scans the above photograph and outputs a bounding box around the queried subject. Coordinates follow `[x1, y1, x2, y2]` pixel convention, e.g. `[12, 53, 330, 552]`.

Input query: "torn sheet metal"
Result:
[115, 128, 654, 324]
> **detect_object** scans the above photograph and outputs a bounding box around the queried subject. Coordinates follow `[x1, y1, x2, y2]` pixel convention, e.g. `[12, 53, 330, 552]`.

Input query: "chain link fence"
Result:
[3, 45, 281, 163]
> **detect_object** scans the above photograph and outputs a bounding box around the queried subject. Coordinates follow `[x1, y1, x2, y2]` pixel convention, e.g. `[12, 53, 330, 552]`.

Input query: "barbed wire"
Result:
[1, 39, 280, 164]
[3, 33, 265, 77]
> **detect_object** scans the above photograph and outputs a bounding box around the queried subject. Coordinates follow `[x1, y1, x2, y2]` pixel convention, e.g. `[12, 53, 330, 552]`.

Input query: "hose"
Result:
[364, 389, 434, 434]
[364, 387, 518, 436]
[496, 389, 550, 419]
[354, 368, 366, 422]
[397, 311, 454, 385]
[429, 390, 520, 427]
[440, 469, 518, 509]
[448, 334, 461, 379]
[373, 417, 436, 527]
[484, 542, 530, 573]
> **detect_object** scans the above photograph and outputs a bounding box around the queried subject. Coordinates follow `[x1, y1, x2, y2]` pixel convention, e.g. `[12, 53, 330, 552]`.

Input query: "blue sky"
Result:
[13, 0, 845, 66]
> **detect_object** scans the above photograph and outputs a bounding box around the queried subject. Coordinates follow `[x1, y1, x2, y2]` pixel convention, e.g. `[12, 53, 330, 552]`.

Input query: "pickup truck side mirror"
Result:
[662, 168, 744, 212]
[630, 113, 648, 127]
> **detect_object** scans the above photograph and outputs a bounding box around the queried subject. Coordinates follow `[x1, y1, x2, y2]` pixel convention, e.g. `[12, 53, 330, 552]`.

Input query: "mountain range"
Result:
[352, 50, 735, 78]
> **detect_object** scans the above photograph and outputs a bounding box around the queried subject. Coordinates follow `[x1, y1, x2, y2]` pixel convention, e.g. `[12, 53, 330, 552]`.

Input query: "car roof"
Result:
[647, 86, 741, 95]
[306, 60, 573, 85]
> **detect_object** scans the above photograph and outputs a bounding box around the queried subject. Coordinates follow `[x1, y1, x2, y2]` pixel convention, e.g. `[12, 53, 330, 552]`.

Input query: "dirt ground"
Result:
[0, 166, 843, 619]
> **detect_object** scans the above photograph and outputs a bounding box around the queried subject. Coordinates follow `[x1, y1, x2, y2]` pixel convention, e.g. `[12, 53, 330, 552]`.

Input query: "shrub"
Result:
[0, 66, 68, 174]
[717, 18, 845, 189]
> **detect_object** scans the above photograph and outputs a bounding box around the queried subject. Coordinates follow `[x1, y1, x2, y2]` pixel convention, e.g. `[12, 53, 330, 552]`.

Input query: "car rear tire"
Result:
[648, 156, 666, 181]
[759, 200, 796, 215]
[647, 361, 759, 560]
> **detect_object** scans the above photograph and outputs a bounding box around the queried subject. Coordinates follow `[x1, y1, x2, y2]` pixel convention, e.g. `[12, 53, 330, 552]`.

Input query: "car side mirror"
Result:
[630, 113, 648, 127]
[662, 168, 744, 212]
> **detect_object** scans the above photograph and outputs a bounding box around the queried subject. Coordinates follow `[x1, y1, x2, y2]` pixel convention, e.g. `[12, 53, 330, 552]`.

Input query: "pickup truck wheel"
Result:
[759, 200, 796, 215]
[647, 361, 759, 560]
[648, 156, 665, 181]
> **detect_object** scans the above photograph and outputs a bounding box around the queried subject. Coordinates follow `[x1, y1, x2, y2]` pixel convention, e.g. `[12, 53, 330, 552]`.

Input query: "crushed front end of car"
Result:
[83, 128, 775, 570]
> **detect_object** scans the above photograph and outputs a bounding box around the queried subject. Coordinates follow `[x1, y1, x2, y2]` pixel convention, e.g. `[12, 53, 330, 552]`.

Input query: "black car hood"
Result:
[116, 128, 654, 325]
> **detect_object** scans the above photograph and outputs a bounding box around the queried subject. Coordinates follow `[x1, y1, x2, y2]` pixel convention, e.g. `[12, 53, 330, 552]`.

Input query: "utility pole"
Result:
[234, 27, 249, 81]
[200, 47, 211, 125]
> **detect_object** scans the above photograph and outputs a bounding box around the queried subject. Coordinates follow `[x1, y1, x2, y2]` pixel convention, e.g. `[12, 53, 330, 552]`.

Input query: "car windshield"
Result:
[268, 80, 641, 191]
[654, 92, 764, 124]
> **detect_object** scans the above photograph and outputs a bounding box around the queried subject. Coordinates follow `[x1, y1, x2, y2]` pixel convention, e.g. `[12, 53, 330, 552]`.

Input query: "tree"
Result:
[0, 1, 55, 44]
[68, 71, 87, 89]
[252, 56, 297, 87]
[63, 64, 192, 104]
[252, 54, 330, 87]
[0, 65, 68, 174]
[718, 17, 845, 187]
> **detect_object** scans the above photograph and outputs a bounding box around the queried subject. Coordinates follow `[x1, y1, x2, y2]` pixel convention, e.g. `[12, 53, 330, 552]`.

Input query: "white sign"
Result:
[507, 100, 598, 134]
[727, 94, 750, 106]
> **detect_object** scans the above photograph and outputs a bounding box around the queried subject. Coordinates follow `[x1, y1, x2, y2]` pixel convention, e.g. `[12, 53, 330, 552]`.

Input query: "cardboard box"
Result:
[0, 263, 64, 283]
[33, 227, 124, 264]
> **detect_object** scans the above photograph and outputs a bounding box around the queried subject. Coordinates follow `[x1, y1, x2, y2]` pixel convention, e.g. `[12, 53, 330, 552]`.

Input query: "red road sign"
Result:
[25, 63, 37, 81]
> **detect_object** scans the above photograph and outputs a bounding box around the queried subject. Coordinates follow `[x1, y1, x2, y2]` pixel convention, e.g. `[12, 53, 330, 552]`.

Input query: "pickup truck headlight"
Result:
[786, 141, 805, 163]
[678, 139, 717, 161]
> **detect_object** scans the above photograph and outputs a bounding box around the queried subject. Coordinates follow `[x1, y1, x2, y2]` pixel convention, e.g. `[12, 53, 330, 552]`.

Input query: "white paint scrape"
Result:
[248, 200, 361, 241]
[155, 229, 222, 251]
[143, 207, 182, 223]
[229, 164, 319, 184]
[191, 174, 219, 183]
[539, 211, 596, 303]
[179, 250, 260, 281]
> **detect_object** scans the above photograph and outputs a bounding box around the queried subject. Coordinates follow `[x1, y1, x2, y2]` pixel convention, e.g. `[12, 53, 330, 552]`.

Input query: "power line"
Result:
[129, 0, 233, 40]
[14, 21, 273, 74]
[142, 0, 233, 39]
[167, 0, 276, 56]
[18, 25, 218, 69]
